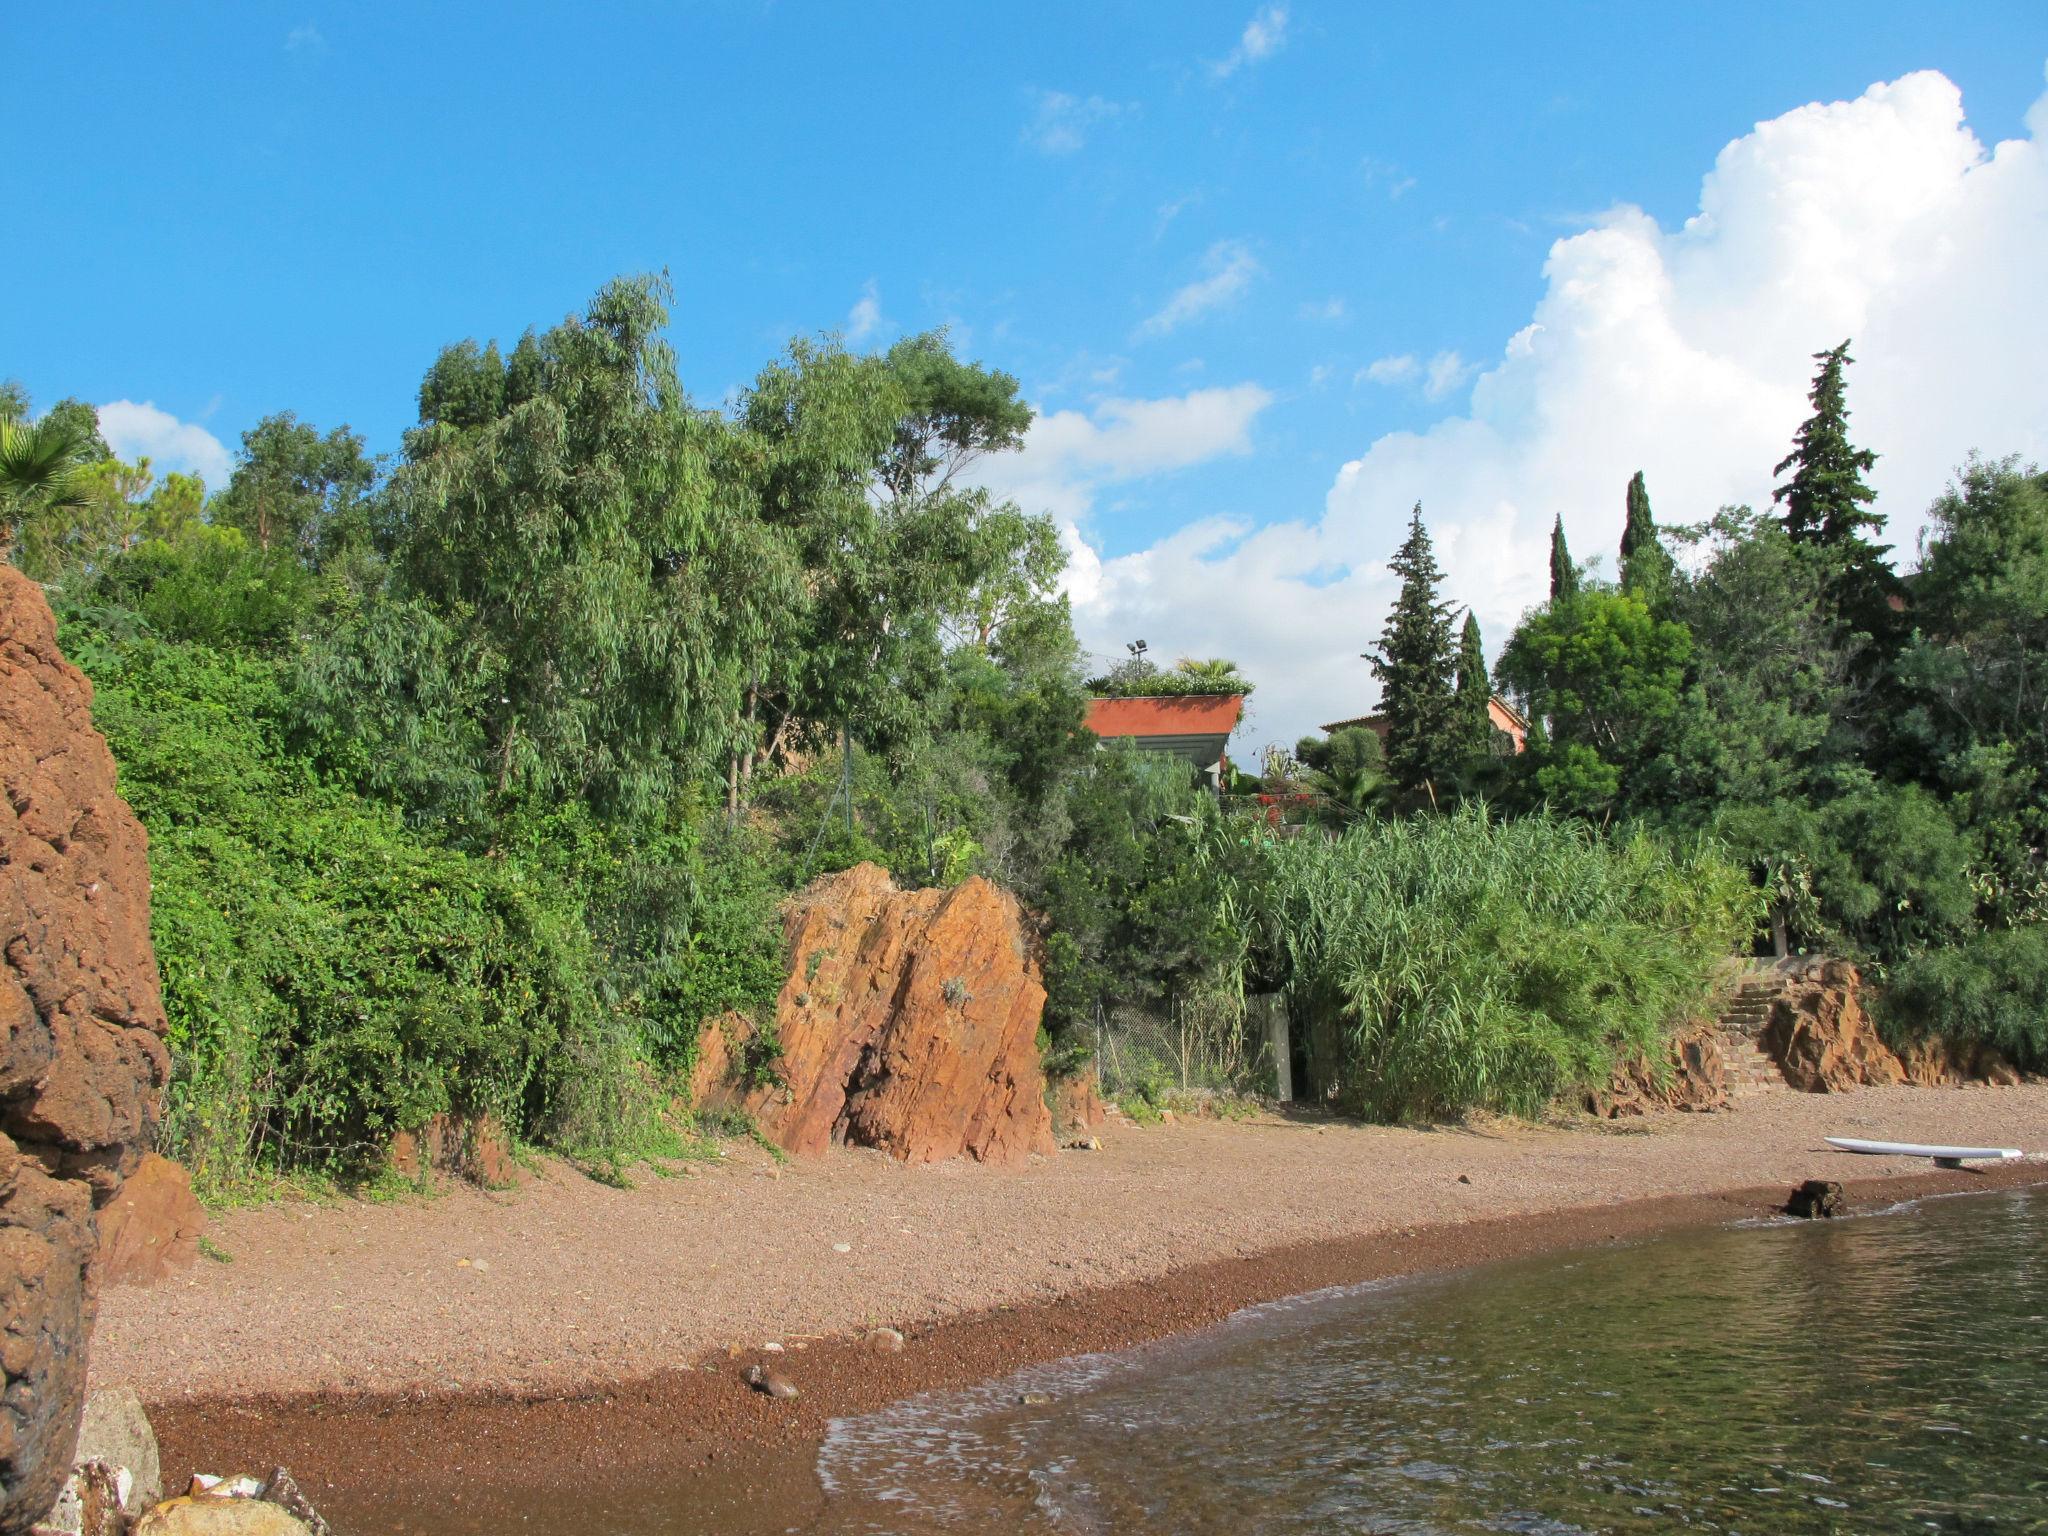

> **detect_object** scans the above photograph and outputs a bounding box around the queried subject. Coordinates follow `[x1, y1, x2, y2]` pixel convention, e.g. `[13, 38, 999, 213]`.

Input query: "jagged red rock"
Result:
[1, 566, 183, 1532]
[1758, 959, 1908, 1093]
[1586, 1024, 1728, 1117]
[692, 864, 1055, 1168]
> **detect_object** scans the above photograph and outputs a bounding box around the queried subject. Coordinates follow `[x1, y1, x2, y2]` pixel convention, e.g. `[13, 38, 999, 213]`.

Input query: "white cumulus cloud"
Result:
[1139, 240, 1261, 337]
[967, 384, 1275, 586]
[96, 400, 233, 491]
[1053, 66, 2048, 754]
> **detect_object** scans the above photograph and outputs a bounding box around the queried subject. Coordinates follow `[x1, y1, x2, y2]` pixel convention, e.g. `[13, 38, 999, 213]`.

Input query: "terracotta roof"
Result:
[1084, 694, 1245, 739]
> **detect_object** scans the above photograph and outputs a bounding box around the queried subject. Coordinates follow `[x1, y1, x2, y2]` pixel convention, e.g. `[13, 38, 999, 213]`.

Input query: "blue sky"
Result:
[6, 4, 2047, 746]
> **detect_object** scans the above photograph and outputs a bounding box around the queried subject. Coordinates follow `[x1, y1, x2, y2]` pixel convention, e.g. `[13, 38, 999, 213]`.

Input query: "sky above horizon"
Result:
[7, 4, 2047, 751]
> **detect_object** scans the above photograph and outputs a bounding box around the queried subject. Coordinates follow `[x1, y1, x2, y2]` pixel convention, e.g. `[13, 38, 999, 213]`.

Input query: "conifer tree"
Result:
[1455, 610, 1492, 757]
[1774, 342, 1880, 553]
[1619, 471, 1674, 603]
[1772, 340, 1896, 640]
[1371, 504, 1459, 798]
[1549, 513, 1579, 601]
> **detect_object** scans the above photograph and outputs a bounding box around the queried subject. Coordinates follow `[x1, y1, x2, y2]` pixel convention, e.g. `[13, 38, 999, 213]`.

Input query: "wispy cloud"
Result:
[1359, 354, 1417, 386]
[1138, 240, 1261, 338]
[845, 280, 885, 344]
[1155, 190, 1203, 237]
[1023, 89, 1127, 155]
[1299, 297, 1347, 324]
[1361, 155, 1417, 199]
[285, 22, 325, 51]
[1357, 350, 1472, 400]
[1210, 5, 1289, 80]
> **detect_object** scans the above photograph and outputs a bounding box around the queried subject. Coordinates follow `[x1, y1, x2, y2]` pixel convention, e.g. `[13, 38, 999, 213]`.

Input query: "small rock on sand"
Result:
[744, 1365, 799, 1400]
[867, 1327, 905, 1352]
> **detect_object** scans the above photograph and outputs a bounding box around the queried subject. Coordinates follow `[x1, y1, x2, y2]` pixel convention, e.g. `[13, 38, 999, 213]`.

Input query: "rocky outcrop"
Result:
[1048, 1072, 1106, 1137]
[1587, 1024, 1728, 1117]
[2, 566, 176, 1532]
[388, 1113, 514, 1187]
[95, 1157, 205, 1288]
[692, 864, 1056, 1168]
[1895, 1034, 2024, 1088]
[1757, 959, 1908, 1093]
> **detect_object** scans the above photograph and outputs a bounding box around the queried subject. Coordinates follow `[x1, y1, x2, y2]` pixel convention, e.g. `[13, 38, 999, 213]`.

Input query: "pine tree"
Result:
[1774, 342, 1882, 550]
[1455, 610, 1492, 758]
[1772, 340, 1895, 638]
[1619, 471, 1675, 603]
[1371, 504, 1459, 798]
[1549, 513, 1579, 601]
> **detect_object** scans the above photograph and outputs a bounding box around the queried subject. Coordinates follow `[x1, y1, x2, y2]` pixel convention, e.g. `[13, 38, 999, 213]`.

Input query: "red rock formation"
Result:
[693, 864, 1056, 1168]
[1, 566, 177, 1531]
[1049, 1071, 1106, 1137]
[1758, 959, 1908, 1093]
[96, 1155, 205, 1287]
[388, 1113, 515, 1187]
[1895, 1034, 2024, 1088]
[1586, 1024, 1728, 1117]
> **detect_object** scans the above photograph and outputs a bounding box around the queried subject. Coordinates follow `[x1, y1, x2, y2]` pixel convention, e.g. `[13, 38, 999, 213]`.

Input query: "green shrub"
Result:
[1879, 926, 2048, 1072]
[1239, 807, 1757, 1121]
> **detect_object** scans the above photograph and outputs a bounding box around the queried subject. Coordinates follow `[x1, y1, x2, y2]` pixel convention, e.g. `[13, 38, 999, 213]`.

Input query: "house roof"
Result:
[1085, 693, 1245, 739]
[1083, 694, 1244, 769]
[1321, 693, 1527, 736]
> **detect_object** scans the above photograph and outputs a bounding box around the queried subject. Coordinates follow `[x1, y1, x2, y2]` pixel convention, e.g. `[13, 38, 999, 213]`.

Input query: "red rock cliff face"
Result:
[1, 565, 172, 1532]
[692, 863, 1056, 1168]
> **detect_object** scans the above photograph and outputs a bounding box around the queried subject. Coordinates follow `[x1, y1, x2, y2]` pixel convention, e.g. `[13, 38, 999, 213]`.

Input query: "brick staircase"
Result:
[1716, 968, 1793, 1099]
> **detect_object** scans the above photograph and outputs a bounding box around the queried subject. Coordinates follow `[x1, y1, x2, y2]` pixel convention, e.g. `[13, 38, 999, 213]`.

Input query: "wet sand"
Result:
[95, 1085, 2048, 1533]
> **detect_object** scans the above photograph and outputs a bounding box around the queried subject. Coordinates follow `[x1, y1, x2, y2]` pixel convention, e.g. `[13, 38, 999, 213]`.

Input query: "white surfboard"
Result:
[1825, 1135, 2024, 1169]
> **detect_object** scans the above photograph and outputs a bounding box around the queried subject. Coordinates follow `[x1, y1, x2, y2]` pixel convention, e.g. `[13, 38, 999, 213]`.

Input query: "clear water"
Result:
[810, 1188, 2048, 1534]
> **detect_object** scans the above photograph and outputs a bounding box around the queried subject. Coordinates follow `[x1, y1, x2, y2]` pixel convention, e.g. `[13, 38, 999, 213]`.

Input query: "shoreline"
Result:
[140, 1157, 2046, 1536]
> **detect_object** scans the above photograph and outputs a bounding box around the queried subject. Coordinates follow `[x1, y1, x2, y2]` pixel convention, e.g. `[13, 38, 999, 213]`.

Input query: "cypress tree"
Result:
[1455, 609, 1493, 757]
[1549, 513, 1579, 601]
[1772, 340, 1896, 639]
[1619, 470, 1675, 603]
[1371, 504, 1459, 798]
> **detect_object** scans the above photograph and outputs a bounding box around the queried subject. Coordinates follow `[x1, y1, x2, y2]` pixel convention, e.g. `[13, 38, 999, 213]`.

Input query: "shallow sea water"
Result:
[806, 1187, 2047, 1534]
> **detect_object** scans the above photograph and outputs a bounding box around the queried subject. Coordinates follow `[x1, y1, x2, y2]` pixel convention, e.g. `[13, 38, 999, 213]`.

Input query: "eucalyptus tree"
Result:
[729, 329, 1054, 807]
[365, 274, 787, 823]
[212, 411, 381, 563]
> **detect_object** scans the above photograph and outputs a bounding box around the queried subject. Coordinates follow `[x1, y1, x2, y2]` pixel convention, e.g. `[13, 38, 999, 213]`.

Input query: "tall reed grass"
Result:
[1228, 808, 1757, 1120]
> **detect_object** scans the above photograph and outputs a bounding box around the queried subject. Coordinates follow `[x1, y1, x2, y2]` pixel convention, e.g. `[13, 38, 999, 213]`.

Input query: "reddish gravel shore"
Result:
[93, 1085, 2048, 1534]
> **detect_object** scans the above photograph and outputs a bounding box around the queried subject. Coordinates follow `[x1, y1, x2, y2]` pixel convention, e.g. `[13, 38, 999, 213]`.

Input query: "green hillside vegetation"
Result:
[5, 301, 2041, 1192]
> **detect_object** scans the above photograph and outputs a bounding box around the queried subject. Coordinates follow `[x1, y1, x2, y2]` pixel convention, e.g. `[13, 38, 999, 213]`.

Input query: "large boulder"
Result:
[1, 566, 178, 1531]
[1758, 958, 1908, 1092]
[95, 1157, 204, 1288]
[1895, 1034, 2024, 1088]
[692, 864, 1056, 1167]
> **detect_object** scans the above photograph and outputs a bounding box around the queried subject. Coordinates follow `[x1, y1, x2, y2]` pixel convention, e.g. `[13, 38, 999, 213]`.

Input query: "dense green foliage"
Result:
[7, 300, 2039, 1185]
[1233, 810, 1756, 1120]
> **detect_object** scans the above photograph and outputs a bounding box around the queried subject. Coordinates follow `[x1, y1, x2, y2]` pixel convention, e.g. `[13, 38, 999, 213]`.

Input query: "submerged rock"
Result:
[691, 864, 1056, 1168]
[1786, 1179, 1846, 1219]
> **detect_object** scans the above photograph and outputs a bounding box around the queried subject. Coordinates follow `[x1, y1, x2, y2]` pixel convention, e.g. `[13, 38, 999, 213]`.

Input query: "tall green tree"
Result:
[1773, 341, 1896, 642]
[1548, 513, 1578, 600]
[1370, 505, 1459, 800]
[1455, 610, 1492, 757]
[360, 274, 779, 821]
[1619, 471, 1674, 605]
[212, 412, 381, 563]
